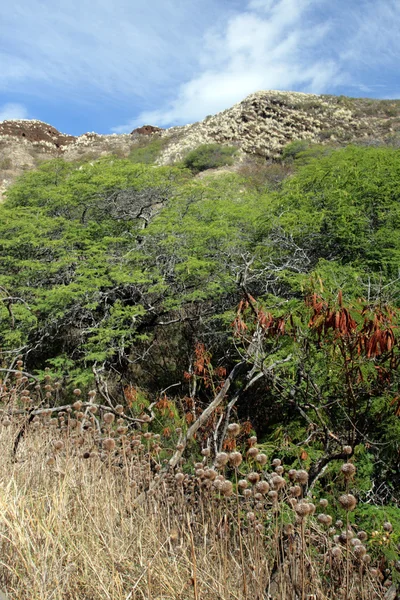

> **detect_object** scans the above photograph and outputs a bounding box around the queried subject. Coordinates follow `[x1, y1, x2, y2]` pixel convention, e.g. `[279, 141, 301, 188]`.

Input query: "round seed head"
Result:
[271, 458, 281, 467]
[271, 475, 285, 490]
[248, 435, 257, 446]
[73, 389, 82, 396]
[103, 438, 116, 452]
[295, 502, 311, 518]
[103, 413, 115, 425]
[215, 452, 229, 468]
[317, 513, 333, 526]
[175, 472, 185, 484]
[228, 451, 243, 468]
[383, 522, 393, 533]
[331, 546, 342, 559]
[354, 545, 367, 559]
[343, 445, 352, 455]
[115, 405, 124, 414]
[247, 511, 256, 521]
[268, 490, 278, 502]
[319, 498, 329, 508]
[201, 448, 211, 457]
[221, 480, 233, 497]
[288, 469, 297, 480]
[339, 494, 357, 511]
[341, 463, 356, 478]
[295, 469, 309, 485]
[72, 400, 82, 411]
[247, 472, 260, 484]
[227, 423, 241, 436]
[243, 489, 252, 498]
[247, 447, 259, 459]
[275, 465, 284, 474]
[255, 453, 268, 466]
[290, 485, 302, 497]
[238, 478, 248, 490]
[255, 480, 270, 494]
[53, 440, 64, 451]
[358, 531, 368, 541]
[205, 469, 217, 481]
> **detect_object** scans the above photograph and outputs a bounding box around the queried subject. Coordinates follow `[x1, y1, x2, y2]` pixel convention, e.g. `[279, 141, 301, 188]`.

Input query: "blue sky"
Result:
[1, 0, 399, 135]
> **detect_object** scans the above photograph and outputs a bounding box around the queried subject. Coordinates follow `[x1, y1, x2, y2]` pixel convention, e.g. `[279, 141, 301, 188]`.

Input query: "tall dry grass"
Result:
[0, 370, 396, 599]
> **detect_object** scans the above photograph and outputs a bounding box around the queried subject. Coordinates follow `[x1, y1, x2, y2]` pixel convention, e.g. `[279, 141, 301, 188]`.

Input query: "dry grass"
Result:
[0, 370, 396, 599]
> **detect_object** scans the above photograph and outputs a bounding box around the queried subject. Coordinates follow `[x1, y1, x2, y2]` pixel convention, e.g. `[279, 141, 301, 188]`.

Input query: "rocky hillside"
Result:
[1, 90, 400, 197]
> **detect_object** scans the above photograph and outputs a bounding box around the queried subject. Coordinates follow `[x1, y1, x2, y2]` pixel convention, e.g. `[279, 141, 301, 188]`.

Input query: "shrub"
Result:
[183, 143, 237, 173]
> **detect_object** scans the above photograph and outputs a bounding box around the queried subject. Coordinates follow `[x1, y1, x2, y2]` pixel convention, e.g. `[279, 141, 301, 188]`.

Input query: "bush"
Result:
[183, 143, 237, 173]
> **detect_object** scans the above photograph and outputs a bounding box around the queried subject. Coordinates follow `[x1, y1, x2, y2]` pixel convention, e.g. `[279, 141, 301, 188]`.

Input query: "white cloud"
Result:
[340, 0, 400, 67]
[112, 0, 342, 131]
[0, 0, 224, 102]
[0, 102, 29, 121]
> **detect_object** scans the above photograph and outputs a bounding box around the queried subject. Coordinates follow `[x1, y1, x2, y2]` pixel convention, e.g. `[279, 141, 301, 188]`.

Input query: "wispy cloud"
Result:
[112, 0, 343, 131]
[0, 0, 224, 101]
[0, 102, 29, 121]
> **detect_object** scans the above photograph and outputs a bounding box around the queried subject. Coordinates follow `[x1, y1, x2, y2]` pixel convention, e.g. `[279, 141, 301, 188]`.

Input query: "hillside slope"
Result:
[1, 90, 400, 197]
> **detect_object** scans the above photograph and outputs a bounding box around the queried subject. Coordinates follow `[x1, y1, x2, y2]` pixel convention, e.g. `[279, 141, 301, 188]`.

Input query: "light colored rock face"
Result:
[156, 90, 400, 164]
[1, 90, 400, 198]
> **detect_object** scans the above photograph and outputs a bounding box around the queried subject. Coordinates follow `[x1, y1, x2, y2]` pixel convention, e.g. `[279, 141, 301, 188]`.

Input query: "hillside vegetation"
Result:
[0, 138, 399, 598]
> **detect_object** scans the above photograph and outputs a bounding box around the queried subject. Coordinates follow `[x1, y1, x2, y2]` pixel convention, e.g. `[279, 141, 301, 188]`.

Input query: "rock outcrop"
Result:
[1, 90, 399, 198]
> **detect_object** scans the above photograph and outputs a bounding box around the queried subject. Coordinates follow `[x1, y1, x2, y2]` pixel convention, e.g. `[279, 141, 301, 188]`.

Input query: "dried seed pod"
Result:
[220, 480, 233, 497]
[73, 389, 82, 396]
[72, 400, 83, 411]
[307, 502, 316, 515]
[295, 502, 311, 518]
[227, 423, 241, 436]
[290, 485, 302, 497]
[271, 475, 285, 490]
[331, 546, 342, 559]
[275, 465, 284, 474]
[248, 436, 257, 446]
[205, 469, 217, 481]
[103, 413, 115, 425]
[215, 452, 229, 468]
[247, 472, 260, 484]
[358, 531, 368, 541]
[339, 494, 357, 511]
[238, 479, 248, 490]
[175, 472, 185, 484]
[53, 440, 64, 451]
[354, 545, 367, 559]
[288, 469, 297, 480]
[201, 448, 211, 457]
[268, 490, 278, 502]
[319, 498, 328, 508]
[247, 447, 259, 459]
[228, 451, 243, 468]
[295, 470, 309, 485]
[271, 458, 281, 467]
[341, 463, 356, 478]
[351, 538, 362, 547]
[255, 480, 270, 495]
[103, 438, 116, 452]
[317, 513, 333, 526]
[343, 445, 352, 455]
[383, 522, 393, 533]
[255, 453, 268, 466]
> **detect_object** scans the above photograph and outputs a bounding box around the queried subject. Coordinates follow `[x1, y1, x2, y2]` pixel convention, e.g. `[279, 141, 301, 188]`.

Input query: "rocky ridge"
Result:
[1, 90, 399, 197]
